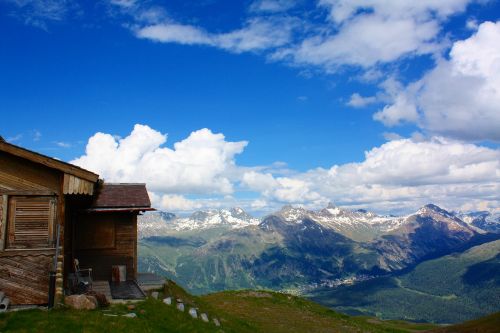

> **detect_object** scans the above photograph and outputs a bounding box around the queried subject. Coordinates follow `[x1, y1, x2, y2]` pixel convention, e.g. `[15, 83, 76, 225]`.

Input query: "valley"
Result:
[137, 204, 500, 323]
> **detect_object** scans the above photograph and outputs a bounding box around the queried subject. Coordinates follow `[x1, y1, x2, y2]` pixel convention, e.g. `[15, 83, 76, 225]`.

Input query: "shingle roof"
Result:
[92, 183, 152, 209]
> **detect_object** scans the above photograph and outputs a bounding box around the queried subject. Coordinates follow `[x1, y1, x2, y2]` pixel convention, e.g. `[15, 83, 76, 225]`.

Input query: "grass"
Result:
[430, 312, 500, 333]
[201, 290, 436, 333]
[0, 280, 440, 333]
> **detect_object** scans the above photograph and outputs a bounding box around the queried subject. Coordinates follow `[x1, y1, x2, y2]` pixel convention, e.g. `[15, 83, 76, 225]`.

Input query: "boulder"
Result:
[163, 297, 172, 305]
[200, 313, 209, 322]
[176, 302, 185, 312]
[188, 308, 198, 319]
[213, 318, 221, 327]
[65, 295, 97, 310]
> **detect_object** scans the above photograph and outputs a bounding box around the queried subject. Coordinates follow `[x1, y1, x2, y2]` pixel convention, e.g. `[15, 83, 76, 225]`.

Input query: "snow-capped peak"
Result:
[138, 207, 261, 236]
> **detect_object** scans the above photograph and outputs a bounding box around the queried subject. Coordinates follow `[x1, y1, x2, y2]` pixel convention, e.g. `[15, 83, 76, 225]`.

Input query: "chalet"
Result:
[0, 137, 154, 306]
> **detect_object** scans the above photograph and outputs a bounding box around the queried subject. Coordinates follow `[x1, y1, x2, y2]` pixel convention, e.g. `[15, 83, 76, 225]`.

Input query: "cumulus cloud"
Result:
[157, 194, 202, 211]
[375, 21, 500, 141]
[72, 125, 499, 214]
[242, 171, 324, 204]
[241, 137, 500, 213]
[71, 124, 247, 195]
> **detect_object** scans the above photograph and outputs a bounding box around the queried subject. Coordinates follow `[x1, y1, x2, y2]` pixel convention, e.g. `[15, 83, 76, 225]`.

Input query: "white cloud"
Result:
[73, 125, 499, 214]
[249, 0, 297, 13]
[382, 132, 403, 141]
[273, 0, 474, 69]
[374, 93, 419, 126]
[136, 23, 212, 45]
[135, 17, 296, 53]
[158, 194, 202, 211]
[347, 93, 377, 108]
[109, 0, 136, 9]
[6, 134, 23, 143]
[5, 0, 76, 30]
[55, 141, 71, 148]
[375, 21, 500, 141]
[71, 124, 247, 195]
[242, 136, 500, 213]
[32, 130, 42, 142]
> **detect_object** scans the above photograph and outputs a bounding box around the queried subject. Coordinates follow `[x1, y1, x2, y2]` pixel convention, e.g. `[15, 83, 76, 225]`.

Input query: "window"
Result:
[6, 196, 56, 249]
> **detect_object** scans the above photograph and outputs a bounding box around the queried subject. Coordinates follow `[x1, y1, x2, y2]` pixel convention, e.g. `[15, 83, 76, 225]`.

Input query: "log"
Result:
[0, 297, 10, 312]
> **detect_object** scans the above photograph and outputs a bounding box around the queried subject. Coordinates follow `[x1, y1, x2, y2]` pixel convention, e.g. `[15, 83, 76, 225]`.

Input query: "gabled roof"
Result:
[0, 140, 99, 182]
[89, 183, 153, 212]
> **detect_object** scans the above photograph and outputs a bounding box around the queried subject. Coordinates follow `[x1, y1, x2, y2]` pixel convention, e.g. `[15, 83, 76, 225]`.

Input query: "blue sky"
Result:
[1, 0, 499, 215]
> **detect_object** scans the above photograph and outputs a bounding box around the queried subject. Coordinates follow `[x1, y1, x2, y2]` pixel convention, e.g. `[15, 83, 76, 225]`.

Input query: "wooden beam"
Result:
[0, 141, 99, 182]
[0, 190, 56, 196]
[0, 195, 7, 251]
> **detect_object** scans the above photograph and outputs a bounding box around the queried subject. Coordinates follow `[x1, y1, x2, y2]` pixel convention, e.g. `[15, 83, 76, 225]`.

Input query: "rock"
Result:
[163, 297, 172, 305]
[65, 295, 98, 310]
[127, 304, 136, 310]
[188, 308, 198, 319]
[122, 313, 137, 318]
[213, 318, 221, 327]
[176, 302, 185, 312]
[151, 292, 159, 299]
[200, 313, 209, 322]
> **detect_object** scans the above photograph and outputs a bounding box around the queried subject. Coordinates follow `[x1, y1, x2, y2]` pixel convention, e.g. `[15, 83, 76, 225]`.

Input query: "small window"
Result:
[7, 196, 56, 249]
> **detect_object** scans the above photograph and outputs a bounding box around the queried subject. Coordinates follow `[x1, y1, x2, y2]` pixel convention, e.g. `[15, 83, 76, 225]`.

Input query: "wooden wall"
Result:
[0, 250, 53, 304]
[0, 152, 62, 305]
[0, 152, 61, 193]
[74, 212, 138, 281]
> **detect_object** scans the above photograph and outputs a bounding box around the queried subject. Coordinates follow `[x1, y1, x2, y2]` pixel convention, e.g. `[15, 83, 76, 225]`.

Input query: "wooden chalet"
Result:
[0, 137, 153, 306]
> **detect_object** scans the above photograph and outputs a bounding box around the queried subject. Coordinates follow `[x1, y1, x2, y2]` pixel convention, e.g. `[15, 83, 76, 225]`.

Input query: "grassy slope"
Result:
[201, 291, 436, 333]
[430, 312, 500, 333]
[0, 280, 437, 333]
[309, 240, 500, 323]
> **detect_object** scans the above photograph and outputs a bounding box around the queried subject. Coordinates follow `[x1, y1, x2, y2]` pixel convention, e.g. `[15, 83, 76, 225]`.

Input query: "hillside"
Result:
[138, 204, 498, 295]
[431, 311, 500, 333]
[308, 240, 500, 323]
[0, 280, 437, 333]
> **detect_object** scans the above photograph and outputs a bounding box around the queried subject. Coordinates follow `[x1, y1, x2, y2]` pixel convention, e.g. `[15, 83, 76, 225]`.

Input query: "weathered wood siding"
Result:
[63, 174, 94, 195]
[0, 250, 53, 304]
[0, 151, 62, 305]
[74, 213, 138, 281]
[0, 152, 60, 193]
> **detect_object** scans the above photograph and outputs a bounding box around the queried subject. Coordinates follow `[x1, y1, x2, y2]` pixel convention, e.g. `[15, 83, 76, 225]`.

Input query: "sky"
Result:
[1, 0, 499, 215]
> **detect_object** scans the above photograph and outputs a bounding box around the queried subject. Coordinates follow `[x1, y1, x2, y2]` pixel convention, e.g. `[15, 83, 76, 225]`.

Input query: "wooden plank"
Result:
[0, 253, 52, 304]
[0, 153, 60, 194]
[0, 248, 56, 256]
[0, 141, 99, 182]
[0, 190, 55, 196]
[0, 170, 50, 191]
[0, 195, 7, 250]
[68, 175, 74, 194]
[73, 177, 80, 194]
[63, 173, 70, 194]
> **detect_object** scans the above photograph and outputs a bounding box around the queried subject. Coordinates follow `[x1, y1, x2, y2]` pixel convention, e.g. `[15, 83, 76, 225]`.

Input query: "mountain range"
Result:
[137, 203, 500, 323]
